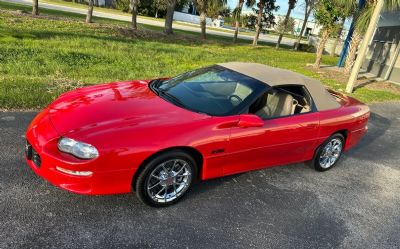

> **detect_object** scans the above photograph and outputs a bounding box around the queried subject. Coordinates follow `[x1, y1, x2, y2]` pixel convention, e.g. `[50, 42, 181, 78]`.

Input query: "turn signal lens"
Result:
[55, 166, 93, 176]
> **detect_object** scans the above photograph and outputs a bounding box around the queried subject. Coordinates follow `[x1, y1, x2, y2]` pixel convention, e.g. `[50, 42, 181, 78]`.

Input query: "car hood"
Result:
[47, 80, 207, 136]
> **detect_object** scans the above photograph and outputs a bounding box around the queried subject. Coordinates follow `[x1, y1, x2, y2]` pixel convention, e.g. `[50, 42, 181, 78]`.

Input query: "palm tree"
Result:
[252, 0, 265, 46]
[86, 0, 94, 23]
[164, 0, 177, 34]
[294, 0, 316, 51]
[324, 0, 356, 57]
[312, 0, 341, 69]
[344, 0, 400, 74]
[330, 17, 345, 56]
[276, 0, 297, 49]
[252, 0, 278, 46]
[232, 0, 256, 43]
[343, 21, 364, 73]
[346, 0, 400, 92]
[343, 0, 375, 74]
[32, 0, 39, 15]
[196, 0, 208, 39]
[131, 0, 140, 30]
[196, 0, 227, 40]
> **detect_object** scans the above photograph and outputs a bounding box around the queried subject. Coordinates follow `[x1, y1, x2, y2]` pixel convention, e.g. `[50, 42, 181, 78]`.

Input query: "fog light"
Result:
[55, 166, 93, 176]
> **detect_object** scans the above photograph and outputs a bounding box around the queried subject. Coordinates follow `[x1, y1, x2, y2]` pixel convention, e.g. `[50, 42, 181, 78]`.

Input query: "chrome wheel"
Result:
[319, 138, 343, 169]
[146, 159, 192, 203]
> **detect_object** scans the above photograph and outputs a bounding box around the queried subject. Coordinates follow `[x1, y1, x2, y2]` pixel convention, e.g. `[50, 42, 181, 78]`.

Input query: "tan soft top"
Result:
[218, 62, 340, 111]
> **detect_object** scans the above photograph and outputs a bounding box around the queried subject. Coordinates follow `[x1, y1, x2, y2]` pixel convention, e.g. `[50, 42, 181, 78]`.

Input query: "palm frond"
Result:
[384, 0, 400, 11]
[355, 4, 374, 33]
[245, 0, 256, 8]
[232, 6, 242, 20]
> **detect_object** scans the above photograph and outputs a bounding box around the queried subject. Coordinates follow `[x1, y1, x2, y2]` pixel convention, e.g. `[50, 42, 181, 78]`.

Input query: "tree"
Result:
[232, 0, 256, 43]
[242, 13, 258, 30]
[164, 0, 177, 34]
[217, 5, 231, 17]
[152, 0, 167, 18]
[252, 0, 279, 46]
[275, 16, 295, 34]
[195, 0, 227, 39]
[165, 0, 191, 34]
[131, 0, 140, 30]
[276, 0, 296, 49]
[330, 17, 345, 56]
[346, 0, 400, 93]
[312, 0, 341, 69]
[294, 0, 316, 50]
[342, 0, 400, 75]
[32, 0, 39, 15]
[196, 0, 208, 39]
[86, 0, 94, 23]
[115, 0, 130, 12]
[208, 0, 228, 18]
[343, 0, 376, 74]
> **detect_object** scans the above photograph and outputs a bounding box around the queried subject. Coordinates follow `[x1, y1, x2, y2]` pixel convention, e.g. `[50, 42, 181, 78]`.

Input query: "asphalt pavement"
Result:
[0, 103, 399, 249]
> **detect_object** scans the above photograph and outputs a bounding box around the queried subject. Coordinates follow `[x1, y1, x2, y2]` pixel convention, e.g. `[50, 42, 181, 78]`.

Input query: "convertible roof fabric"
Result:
[218, 62, 340, 111]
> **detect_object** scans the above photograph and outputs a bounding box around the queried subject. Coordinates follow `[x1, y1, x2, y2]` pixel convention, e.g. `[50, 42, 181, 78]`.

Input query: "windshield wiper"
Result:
[149, 79, 162, 95]
[158, 89, 187, 109]
[151, 80, 206, 114]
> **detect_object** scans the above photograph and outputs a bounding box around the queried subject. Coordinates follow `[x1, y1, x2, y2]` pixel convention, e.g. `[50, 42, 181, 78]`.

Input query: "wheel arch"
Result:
[334, 129, 348, 141]
[312, 129, 348, 159]
[131, 146, 204, 191]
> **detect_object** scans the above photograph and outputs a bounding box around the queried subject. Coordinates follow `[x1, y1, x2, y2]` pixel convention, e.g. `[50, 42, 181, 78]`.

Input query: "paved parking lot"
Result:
[0, 103, 399, 249]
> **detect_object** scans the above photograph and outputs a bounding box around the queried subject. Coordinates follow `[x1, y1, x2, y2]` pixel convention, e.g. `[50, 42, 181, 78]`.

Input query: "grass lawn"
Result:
[39, 0, 298, 37]
[35, 0, 241, 35]
[0, 4, 399, 110]
[40, 0, 163, 22]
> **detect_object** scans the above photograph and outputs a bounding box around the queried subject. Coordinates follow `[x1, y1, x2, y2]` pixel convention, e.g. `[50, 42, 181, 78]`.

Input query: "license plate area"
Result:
[25, 141, 32, 160]
[25, 140, 41, 167]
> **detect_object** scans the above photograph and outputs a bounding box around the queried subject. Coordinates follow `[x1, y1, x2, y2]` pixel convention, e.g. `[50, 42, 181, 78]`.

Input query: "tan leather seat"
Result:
[255, 92, 294, 119]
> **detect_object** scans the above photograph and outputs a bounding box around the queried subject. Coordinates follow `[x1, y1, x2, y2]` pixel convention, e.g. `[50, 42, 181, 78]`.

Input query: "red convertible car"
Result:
[25, 62, 370, 207]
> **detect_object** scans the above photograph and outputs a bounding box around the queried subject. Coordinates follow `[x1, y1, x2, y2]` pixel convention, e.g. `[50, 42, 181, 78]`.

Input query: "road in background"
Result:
[0, 0, 298, 46]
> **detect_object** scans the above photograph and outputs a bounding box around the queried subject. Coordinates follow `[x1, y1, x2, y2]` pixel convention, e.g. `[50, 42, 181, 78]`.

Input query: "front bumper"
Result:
[25, 152, 134, 195]
[25, 111, 135, 195]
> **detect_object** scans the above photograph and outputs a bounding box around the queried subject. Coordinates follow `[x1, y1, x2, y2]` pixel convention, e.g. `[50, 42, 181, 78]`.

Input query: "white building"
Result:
[173, 2, 220, 27]
[173, 11, 214, 26]
[270, 15, 349, 38]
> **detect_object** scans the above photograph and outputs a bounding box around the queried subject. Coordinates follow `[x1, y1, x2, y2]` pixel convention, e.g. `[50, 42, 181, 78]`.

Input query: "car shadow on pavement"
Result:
[345, 111, 393, 161]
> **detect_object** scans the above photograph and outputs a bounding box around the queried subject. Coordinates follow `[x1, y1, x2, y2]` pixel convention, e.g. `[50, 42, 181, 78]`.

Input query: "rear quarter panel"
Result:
[317, 94, 370, 152]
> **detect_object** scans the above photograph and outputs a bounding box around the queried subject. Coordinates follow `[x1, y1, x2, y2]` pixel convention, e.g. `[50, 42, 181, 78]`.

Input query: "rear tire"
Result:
[311, 133, 345, 172]
[135, 150, 197, 207]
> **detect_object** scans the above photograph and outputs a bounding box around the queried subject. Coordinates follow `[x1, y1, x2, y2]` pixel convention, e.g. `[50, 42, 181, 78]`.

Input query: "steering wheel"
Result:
[229, 94, 243, 106]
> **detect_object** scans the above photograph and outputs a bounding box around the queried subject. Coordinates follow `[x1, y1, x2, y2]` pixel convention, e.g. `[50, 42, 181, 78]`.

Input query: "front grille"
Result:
[25, 140, 41, 167]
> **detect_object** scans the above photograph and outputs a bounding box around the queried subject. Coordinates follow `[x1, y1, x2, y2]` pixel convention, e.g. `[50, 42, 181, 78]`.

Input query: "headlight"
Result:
[58, 137, 99, 159]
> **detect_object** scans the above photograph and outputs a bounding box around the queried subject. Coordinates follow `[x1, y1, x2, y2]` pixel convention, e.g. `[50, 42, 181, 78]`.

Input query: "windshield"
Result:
[151, 65, 266, 116]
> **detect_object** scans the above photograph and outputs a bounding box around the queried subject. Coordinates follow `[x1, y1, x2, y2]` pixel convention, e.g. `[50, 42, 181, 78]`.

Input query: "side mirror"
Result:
[238, 114, 264, 128]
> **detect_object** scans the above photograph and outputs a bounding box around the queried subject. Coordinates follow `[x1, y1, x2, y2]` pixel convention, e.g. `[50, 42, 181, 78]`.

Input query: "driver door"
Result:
[223, 91, 320, 176]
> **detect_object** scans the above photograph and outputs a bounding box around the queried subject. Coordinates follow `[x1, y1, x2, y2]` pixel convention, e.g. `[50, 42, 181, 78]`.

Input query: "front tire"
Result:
[312, 133, 345, 172]
[135, 150, 197, 207]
